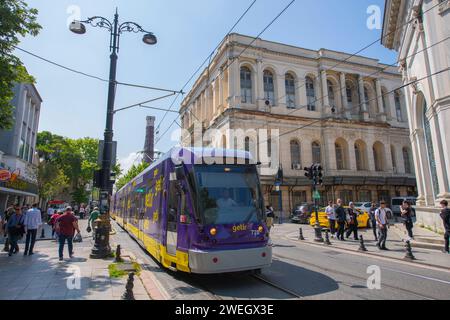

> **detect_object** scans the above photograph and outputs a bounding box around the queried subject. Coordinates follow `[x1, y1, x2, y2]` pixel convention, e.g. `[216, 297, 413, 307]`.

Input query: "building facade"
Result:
[0, 83, 42, 212]
[180, 33, 416, 215]
[382, 0, 450, 232]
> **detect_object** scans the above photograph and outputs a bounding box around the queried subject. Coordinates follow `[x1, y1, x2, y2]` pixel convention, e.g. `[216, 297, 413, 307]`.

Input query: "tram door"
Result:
[166, 178, 179, 256]
[138, 193, 145, 242]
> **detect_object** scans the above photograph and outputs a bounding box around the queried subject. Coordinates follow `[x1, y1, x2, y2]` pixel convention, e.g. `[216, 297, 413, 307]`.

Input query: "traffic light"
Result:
[312, 164, 323, 185]
[93, 169, 103, 188]
[304, 166, 313, 180]
[275, 166, 284, 183]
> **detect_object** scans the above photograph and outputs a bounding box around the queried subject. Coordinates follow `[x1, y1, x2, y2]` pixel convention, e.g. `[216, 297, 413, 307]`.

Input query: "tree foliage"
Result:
[36, 131, 122, 203]
[115, 161, 149, 191]
[0, 0, 41, 129]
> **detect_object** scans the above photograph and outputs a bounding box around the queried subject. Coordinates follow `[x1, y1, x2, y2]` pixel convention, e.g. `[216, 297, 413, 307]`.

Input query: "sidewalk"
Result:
[390, 222, 445, 250]
[273, 222, 450, 270]
[0, 219, 150, 300]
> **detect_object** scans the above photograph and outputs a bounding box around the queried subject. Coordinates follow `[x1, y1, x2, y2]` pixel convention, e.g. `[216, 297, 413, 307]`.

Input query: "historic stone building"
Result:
[382, 0, 450, 232]
[180, 33, 416, 215]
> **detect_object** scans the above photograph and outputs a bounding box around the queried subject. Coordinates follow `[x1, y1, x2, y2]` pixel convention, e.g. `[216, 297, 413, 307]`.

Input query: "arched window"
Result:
[306, 76, 316, 111]
[422, 99, 439, 196]
[290, 140, 301, 169]
[364, 87, 369, 104]
[312, 141, 321, 164]
[346, 83, 354, 109]
[395, 91, 403, 122]
[263, 70, 275, 105]
[285, 73, 296, 108]
[402, 147, 412, 174]
[221, 135, 227, 149]
[391, 145, 397, 172]
[327, 80, 336, 110]
[245, 137, 250, 152]
[335, 140, 348, 170]
[382, 89, 389, 116]
[354, 141, 367, 171]
[373, 142, 385, 172]
[240, 66, 252, 103]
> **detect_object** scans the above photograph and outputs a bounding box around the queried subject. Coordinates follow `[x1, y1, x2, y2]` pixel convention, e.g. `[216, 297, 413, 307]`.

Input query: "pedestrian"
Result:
[345, 202, 359, 240]
[79, 204, 86, 220]
[369, 202, 378, 241]
[400, 200, 414, 240]
[23, 203, 42, 256]
[5, 205, 25, 256]
[375, 201, 389, 250]
[325, 200, 336, 238]
[48, 209, 61, 240]
[2, 206, 15, 252]
[439, 200, 450, 254]
[88, 207, 101, 239]
[335, 199, 346, 241]
[55, 206, 80, 261]
[265, 205, 275, 232]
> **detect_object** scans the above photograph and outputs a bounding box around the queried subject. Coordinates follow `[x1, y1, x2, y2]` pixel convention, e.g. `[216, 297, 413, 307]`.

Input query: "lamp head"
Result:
[143, 33, 157, 45]
[69, 21, 86, 34]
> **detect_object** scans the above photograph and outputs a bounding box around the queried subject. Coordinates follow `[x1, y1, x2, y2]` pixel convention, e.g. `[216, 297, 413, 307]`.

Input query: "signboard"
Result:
[313, 190, 321, 200]
[0, 168, 20, 182]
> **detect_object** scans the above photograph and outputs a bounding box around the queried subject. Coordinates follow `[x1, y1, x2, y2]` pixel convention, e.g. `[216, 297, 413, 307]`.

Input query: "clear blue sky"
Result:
[16, 0, 396, 170]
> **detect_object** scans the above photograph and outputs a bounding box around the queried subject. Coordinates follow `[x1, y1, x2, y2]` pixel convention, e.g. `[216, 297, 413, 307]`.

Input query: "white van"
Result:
[391, 197, 416, 216]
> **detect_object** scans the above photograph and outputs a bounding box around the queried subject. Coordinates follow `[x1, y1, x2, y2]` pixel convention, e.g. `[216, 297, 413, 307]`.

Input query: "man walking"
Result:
[401, 200, 414, 240]
[375, 201, 389, 250]
[5, 205, 25, 256]
[439, 200, 450, 254]
[345, 202, 359, 240]
[88, 206, 101, 238]
[24, 203, 42, 256]
[335, 199, 346, 241]
[368, 202, 378, 241]
[325, 200, 336, 238]
[55, 206, 80, 261]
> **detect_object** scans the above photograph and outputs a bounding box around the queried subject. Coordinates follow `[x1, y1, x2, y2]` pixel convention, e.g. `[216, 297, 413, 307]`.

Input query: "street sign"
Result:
[313, 190, 321, 200]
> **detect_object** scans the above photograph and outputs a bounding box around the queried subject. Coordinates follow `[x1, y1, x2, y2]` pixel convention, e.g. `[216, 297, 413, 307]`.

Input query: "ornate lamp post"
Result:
[70, 9, 157, 258]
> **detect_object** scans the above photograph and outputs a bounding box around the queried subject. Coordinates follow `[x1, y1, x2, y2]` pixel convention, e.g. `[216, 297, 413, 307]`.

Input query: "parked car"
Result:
[353, 202, 372, 213]
[309, 206, 370, 229]
[391, 197, 416, 217]
[290, 204, 313, 224]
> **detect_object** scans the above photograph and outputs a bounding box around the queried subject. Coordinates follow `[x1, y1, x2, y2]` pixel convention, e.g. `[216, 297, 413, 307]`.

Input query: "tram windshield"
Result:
[193, 165, 264, 225]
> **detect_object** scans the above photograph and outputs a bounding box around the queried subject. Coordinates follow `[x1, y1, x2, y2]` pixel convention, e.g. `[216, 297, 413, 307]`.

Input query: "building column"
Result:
[348, 139, 357, 171]
[276, 73, 285, 108]
[211, 81, 217, 118]
[358, 75, 369, 120]
[315, 76, 321, 112]
[228, 56, 240, 108]
[339, 72, 349, 118]
[321, 70, 330, 113]
[375, 79, 387, 122]
[367, 141, 376, 172]
[416, 129, 435, 206]
[256, 59, 264, 109]
[218, 70, 224, 109]
[324, 132, 337, 170]
[384, 143, 394, 172]
[436, 103, 450, 201]
[387, 91, 397, 122]
[411, 132, 426, 206]
[298, 73, 308, 108]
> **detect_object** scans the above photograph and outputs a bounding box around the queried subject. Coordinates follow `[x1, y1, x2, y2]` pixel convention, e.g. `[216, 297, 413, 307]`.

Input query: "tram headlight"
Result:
[210, 227, 217, 236]
[258, 225, 264, 233]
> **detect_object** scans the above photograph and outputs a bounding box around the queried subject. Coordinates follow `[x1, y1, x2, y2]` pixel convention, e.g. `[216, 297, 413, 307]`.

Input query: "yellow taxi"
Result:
[309, 206, 370, 229]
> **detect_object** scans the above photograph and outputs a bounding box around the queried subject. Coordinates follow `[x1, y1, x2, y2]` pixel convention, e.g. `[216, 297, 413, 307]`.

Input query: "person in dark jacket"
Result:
[335, 199, 346, 241]
[369, 202, 378, 241]
[345, 202, 359, 240]
[401, 201, 414, 240]
[440, 200, 450, 254]
[6, 205, 25, 256]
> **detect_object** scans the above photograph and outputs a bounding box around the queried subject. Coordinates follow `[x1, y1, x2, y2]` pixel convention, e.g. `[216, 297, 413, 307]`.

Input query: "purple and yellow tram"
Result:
[112, 147, 272, 274]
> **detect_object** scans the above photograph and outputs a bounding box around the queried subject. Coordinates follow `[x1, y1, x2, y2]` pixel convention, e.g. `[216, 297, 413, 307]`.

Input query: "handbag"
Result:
[86, 225, 92, 233]
[73, 232, 82, 243]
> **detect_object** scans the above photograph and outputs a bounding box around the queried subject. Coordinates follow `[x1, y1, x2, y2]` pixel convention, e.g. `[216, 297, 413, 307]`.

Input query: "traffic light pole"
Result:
[313, 183, 324, 242]
[305, 164, 324, 242]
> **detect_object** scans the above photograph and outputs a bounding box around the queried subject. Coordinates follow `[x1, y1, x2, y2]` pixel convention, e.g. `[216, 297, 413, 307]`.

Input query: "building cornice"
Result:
[381, 0, 402, 49]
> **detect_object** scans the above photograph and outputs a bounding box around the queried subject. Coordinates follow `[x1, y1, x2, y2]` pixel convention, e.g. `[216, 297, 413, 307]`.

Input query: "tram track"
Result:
[271, 252, 436, 300]
[251, 274, 303, 299]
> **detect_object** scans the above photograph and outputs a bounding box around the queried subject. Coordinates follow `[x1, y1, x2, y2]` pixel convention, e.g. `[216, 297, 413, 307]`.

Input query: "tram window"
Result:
[167, 180, 179, 223]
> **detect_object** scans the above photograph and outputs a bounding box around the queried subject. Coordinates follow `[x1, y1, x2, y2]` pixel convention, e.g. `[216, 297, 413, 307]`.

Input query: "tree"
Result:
[115, 161, 149, 191]
[0, 0, 41, 129]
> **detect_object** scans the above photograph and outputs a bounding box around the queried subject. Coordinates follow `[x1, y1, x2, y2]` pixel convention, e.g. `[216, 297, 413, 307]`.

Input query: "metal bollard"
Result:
[298, 228, 305, 240]
[121, 272, 135, 300]
[324, 230, 332, 245]
[358, 235, 368, 252]
[404, 240, 416, 261]
[115, 245, 123, 262]
[40, 227, 45, 238]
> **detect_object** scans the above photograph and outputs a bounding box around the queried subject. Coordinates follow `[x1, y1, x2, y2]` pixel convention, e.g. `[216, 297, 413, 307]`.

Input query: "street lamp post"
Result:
[70, 8, 157, 258]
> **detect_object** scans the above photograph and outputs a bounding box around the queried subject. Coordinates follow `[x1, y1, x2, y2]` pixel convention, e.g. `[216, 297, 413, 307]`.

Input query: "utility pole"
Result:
[305, 164, 324, 242]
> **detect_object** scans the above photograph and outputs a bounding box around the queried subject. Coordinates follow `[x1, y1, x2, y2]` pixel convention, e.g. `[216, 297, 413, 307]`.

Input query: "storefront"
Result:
[0, 175, 39, 212]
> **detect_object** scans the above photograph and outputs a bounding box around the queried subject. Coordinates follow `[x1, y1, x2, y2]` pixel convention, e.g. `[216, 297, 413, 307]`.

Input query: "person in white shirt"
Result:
[24, 203, 42, 256]
[375, 201, 389, 250]
[325, 201, 336, 238]
[216, 189, 238, 209]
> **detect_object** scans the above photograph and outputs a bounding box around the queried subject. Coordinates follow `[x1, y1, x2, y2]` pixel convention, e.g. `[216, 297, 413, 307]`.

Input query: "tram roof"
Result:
[116, 147, 253, 194]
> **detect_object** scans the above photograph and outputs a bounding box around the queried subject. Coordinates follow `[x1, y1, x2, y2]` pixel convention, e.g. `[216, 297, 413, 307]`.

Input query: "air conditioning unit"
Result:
[293, 164, 302, 170]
